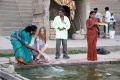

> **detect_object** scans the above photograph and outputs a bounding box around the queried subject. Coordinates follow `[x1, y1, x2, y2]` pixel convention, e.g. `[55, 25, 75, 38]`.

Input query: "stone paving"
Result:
[0, 36, 120, 54]
[0, 50, 120, 69]
[0, 36, 120, 69]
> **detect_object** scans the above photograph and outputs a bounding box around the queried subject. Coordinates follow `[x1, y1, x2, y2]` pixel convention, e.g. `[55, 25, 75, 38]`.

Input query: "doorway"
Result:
[49, 0, 82, 38]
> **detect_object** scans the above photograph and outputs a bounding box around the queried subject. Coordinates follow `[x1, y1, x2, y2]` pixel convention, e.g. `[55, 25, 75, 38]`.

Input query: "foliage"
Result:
[68, 50, 86, 54]
[0, 53, 14, 57]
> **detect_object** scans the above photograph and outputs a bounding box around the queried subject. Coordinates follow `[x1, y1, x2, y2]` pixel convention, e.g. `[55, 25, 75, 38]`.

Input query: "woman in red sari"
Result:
[86, 11, 99, 61]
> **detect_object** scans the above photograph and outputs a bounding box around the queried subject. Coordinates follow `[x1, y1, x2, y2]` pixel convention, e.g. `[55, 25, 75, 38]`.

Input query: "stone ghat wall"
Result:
[0, 64, 29, 80]
[49, 20, 56, 40]
[32, 0, 50, 39]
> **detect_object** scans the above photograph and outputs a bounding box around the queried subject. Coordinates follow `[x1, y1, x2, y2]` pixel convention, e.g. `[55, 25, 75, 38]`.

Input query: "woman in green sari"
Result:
[10, 25, 38, 65]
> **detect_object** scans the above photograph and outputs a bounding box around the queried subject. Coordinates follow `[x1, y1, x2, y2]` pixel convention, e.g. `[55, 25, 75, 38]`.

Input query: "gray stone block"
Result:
[50, 20, 54, 29]
[72, 34, 85, 40]
[50, 31, 56, 35]
[80, 29, 86, 35]
[76, 31, 80, 34]
[49, 35, 56, 40]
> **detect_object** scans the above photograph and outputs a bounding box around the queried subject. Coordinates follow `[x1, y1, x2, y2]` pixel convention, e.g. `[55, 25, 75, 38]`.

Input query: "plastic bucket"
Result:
[109, 30, 115, 39]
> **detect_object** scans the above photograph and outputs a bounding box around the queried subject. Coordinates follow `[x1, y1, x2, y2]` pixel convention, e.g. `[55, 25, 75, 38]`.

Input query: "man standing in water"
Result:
[53, 8, 70, 59]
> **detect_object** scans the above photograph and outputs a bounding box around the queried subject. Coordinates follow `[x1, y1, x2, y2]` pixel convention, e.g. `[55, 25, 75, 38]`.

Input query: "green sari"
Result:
[10, 28, 32, 64]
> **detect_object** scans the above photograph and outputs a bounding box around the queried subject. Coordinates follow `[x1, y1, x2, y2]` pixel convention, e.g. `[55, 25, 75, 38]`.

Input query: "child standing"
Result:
[110, 12, 116, 29]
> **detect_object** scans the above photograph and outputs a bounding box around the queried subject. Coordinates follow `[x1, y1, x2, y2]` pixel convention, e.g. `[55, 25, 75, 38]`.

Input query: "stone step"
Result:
[0, 22, 31, 27]
[0, 6, 18, 11]
[0, 3, 32, 7]
[0, 17, 32, 20]
[0, 23, 23, 28]
[17, 6, 32, 9]
[90, 3, 120, 6]
[0, 10, 32, 15]
[1, 31, 16, 36]
[0, 12, 32, 16]
[90, 0, 120, 3]
[0, 0, 15, 4]
[16, 0, 32, 2]
[1, 27, 26, 32]
[90, 0, 120, 33]
[0, 11, 32, 16]
[0, 19, 32, 23]
[100, 31, 120, 35]
[0, 0, 31, 4]
[0, 8, 32, 12]
[0, 5, 32, 9]
[1, 0, 15, 1]
[15, 1, 32, 4]
[99, 27, 120, 31]
[98, 24, 120, 31]
[0, 15, 32, 19]
[0, 9, 31, 12]
[0, 0, 32, 36]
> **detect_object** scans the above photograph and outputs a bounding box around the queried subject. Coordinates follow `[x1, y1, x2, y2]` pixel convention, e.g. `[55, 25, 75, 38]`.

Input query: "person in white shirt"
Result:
[104, 7, 111, 33]
[53, 8, 70, 59]
[110, 12, 116, 29]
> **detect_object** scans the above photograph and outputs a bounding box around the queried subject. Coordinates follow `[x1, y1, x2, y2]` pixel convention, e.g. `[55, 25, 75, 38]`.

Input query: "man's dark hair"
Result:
[59, 8, 65, 13]
[94, 8, 98, 11]
[105, 7, 109, 11]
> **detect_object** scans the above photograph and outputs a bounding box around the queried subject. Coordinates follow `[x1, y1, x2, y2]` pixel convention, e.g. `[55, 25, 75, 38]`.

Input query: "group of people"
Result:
[10, 6, 116, 65]
[10, 8, 70, 65]
[10, 25, 50, 65]
[93, 7, 116, 37]
[86, 7, 116, 61]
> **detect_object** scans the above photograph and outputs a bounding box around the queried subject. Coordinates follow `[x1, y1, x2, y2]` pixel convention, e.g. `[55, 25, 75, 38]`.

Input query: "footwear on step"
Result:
[55, 55, 60, 59]
[63, 55, 70, 59]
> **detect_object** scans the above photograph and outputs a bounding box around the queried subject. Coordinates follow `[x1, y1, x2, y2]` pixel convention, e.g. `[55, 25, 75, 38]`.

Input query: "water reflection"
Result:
[86, 65, 99, 80]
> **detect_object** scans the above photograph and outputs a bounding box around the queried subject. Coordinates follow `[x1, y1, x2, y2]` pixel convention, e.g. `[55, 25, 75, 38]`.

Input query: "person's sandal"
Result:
[34, 58, 43, 64]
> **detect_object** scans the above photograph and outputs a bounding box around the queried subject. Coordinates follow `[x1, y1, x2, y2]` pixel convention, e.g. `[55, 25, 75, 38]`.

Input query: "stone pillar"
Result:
[43, 0, 50, 39]
[81, 0, 90, 30]
[72, 0, 90, 40]
[32, 0, 44, 27]
[32, 0, 50, 39]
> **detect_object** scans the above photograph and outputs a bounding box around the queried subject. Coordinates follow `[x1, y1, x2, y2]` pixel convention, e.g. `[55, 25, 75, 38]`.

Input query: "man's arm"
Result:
[63, 17, 70, 30]
[53, 16, 63, 31]
[53, 17, 58, 29]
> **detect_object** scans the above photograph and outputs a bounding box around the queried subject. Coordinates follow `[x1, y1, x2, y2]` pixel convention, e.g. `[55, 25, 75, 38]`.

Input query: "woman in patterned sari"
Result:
[10, 25, 38, 65]
[86, 11, 99, 61]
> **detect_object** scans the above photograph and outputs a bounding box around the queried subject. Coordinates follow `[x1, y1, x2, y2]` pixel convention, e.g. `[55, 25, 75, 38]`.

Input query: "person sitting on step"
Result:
[31, 27, 50, 63]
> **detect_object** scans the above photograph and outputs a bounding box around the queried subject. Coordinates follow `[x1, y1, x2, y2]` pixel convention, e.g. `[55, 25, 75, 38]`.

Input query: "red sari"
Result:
[86, 18, 98, 61]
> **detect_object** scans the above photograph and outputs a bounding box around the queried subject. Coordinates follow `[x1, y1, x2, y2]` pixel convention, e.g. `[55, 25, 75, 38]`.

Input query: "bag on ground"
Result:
[97, 48, 110, 55]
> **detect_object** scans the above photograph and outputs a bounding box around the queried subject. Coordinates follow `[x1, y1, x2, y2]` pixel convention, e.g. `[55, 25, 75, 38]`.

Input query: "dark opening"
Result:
[62, 6, 70, 18]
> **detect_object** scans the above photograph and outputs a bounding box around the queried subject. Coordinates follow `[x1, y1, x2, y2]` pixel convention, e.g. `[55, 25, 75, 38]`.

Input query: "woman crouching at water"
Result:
[31, 27, 50, 63]
[86, 11, 99, 61]
[10, 25, 38, 65]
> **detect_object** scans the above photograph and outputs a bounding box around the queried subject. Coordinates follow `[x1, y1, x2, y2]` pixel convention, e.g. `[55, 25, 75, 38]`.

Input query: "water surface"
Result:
[16, 64, 120, 80]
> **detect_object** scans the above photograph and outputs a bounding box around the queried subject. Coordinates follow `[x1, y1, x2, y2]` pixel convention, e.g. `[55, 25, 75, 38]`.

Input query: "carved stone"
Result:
[32, 0, 50, 39]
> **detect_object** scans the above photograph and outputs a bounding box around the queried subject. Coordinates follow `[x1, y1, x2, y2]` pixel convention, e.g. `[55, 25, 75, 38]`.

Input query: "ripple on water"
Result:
[16, 64, 120, 80]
